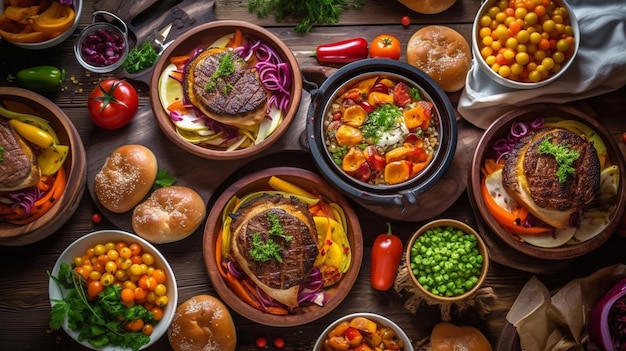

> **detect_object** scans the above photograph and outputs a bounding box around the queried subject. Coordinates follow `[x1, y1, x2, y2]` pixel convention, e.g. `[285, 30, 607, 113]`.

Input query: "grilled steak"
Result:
[0, 121, 40, 191]
[184, 48, 267, 128]
[503, 127, 600, 228]
[229, 193, 319, 307]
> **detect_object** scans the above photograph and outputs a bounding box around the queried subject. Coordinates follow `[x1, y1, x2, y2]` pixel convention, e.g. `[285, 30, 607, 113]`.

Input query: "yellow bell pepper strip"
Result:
[8, 119, 55, 148]
[29, 1, 75, 34]
[38, 144, 69, 176]
[480, 176, 551, 236]
[0, 28, 50, 42]
[0, 102, 60, 143]
[3, 5, 41, 23]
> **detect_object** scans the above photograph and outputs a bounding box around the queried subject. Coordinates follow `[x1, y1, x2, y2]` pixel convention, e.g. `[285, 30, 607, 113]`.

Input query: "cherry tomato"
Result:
[255, 336, 267, 348]
[88, 79, 138, 130]
[622, 132, 626, 144]
[369, 34, 402, 60]
[401, 16, 410, 27]
[91, 213, 102, 223]
[273, 337, 285, 348]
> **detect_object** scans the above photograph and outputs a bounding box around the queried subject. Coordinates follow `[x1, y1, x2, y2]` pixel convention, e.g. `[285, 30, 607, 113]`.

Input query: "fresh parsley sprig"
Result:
[248, 0, 364, 33]
[538, 136, 580, 183]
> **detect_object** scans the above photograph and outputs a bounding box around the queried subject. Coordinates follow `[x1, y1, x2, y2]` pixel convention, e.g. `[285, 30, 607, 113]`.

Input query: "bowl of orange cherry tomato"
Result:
[313, 312, 414, 351]
[472, 0, 579, 89]
[48, 230, 177, 350]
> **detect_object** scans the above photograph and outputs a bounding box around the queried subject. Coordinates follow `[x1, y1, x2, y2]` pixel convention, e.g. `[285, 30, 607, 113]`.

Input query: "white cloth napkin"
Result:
[458, 0, 626, 129]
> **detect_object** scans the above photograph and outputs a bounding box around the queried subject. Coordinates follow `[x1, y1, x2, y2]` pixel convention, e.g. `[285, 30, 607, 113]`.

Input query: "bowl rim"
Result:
[468, 103, 626, 259]
[312, 312, 415, 351]
[48, 229, 178, 350]
[7, 0, 83, 50]
[404, 219, 490, 302]
[149, 19, 303, 160]
[0, 87, 87, 246]
[202, 166, 363, 327]
[305, 58, 457, 205]
[471, 0, 580, 89]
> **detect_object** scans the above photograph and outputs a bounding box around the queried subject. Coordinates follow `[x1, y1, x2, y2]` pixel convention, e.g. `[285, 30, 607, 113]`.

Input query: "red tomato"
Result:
[401, 16, 410, 27]
[91, 213, 102, 224]
[369, 34, 401, 60]
[88, 79, 138, 130]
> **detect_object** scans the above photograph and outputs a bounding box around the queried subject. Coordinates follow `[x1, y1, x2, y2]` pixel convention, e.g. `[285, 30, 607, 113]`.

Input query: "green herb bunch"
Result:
[49, 263, 155, 351]
[123, 42, 158, 74]
[248, 0, 365, 33]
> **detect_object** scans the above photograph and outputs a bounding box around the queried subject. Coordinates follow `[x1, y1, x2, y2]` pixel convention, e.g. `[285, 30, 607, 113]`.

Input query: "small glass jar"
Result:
[74, 11, 129, 73]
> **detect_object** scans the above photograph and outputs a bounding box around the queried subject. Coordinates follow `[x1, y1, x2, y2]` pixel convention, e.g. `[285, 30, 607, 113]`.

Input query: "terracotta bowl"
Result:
[203, 167, 363, 327]
[1, 0, 83, 50]
[405, 219, 489, 303]
[313, 312, 415, 351]
[0, 87, 86, 246]
[48, 230, 177, 350]
[472, 0, 579, 89]
[149, 20, 302, 160]
[468, 104, 626, 260]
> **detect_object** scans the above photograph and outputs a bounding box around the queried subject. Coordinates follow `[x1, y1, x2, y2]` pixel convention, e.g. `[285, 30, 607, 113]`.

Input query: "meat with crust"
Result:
[183, 48, 267, 128]
[229, 193, 319, 307]
[0, 120, 40, 192]
[502, 127, 600, 228]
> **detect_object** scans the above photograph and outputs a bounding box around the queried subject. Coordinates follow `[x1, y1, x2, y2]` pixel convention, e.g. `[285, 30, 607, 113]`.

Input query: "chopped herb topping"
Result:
[361, 104, 402, 143]
[250, 233, 283, 263]
[267, 212, 292, 241]
[538, 136, 580, 183]
[123, 41, 158, 73]
[204, 51, 237, 93]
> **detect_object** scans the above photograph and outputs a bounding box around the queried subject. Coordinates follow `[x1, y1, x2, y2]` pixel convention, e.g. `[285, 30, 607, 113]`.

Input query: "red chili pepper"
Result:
[371, 222, 403, 291]
[312, 37, 369, 63]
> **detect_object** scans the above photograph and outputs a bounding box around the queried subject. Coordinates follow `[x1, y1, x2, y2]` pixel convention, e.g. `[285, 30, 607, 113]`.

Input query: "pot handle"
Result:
[396, 188, 419, 209]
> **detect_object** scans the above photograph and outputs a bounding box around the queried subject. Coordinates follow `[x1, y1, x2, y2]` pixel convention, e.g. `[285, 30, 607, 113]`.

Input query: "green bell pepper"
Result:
[7, 65, 66, 93]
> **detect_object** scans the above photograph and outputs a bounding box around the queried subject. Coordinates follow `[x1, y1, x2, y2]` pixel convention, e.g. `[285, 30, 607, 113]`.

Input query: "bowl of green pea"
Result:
[405, 219, 489, 302]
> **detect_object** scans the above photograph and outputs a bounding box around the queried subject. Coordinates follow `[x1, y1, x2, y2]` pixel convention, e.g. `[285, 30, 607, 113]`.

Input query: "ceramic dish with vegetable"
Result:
[306, 59, 457, 221]
[587, 277, 626, 351]
[0, 0, 82, 50]
[0, 87, 86, 246]
[469, 104, 626, 260]
[203, 167, 363, 327]
[405, 219, 489, 303]
[313, 312, 414, 351]
[472, 0, 579, 89]
[48, 230, 177, 351]
[150, 20, 302, 160]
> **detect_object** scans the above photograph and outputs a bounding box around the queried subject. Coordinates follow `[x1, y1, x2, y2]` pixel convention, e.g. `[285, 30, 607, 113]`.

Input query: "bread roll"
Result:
[406, 25, 471, 92]
[94, 144, 157, 213]
[132, 186, 206, 244]
[397, 0, 457, 14]
[168, 295, 237, 351]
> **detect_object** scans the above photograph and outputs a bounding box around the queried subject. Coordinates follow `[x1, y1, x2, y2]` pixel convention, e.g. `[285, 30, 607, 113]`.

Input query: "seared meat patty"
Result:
[184, 48, 267, 128]
[229, 194, 318, 307]
[0, 121, 40, 191]
[503, 127, 600, 228]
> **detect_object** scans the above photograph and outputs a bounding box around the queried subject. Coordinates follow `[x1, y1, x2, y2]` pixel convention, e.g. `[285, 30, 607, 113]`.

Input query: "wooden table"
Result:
[1, 0, 625, 350]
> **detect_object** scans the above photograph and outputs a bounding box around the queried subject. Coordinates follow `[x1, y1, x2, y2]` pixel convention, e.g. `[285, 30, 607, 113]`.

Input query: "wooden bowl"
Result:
[468, 104, 626, 260]
[405, 219, 489, 303]
[203, 167, 363, 327]
[149, 20, 303, 160]
[0, 87, 86, 246]
[48, 230, 177, 350]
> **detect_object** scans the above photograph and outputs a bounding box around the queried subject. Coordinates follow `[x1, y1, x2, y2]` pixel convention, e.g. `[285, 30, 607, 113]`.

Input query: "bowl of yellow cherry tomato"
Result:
[472, 0, 579, 89]
[48, 230, 177, 350]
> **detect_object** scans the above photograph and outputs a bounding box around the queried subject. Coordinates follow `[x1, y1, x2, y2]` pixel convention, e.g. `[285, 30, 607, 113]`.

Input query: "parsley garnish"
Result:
[248, 0, 364, 33]
[361, 104, 402, 143]
[48, 263, 154, 351]
[154, 168, 176, 188]
[123, 42, 158, 73]
[249, 212, 292, 263]
[204, 52, 237, 92]
[537, 136, 580, 183]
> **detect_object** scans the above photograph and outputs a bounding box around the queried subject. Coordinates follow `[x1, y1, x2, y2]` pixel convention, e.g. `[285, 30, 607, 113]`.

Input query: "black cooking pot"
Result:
[305, 59, 457, 221]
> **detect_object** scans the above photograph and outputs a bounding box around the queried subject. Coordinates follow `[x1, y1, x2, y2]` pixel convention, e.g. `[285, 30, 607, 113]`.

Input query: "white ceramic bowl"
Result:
[48, 230, 178, 350]
[3, 0, 83, 50]
[313, 312, 414, 351]
[471, 0, 579, 89]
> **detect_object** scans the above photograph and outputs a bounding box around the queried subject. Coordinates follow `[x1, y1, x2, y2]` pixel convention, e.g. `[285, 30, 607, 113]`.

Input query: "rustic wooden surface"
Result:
[1, 0, 626, 350]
